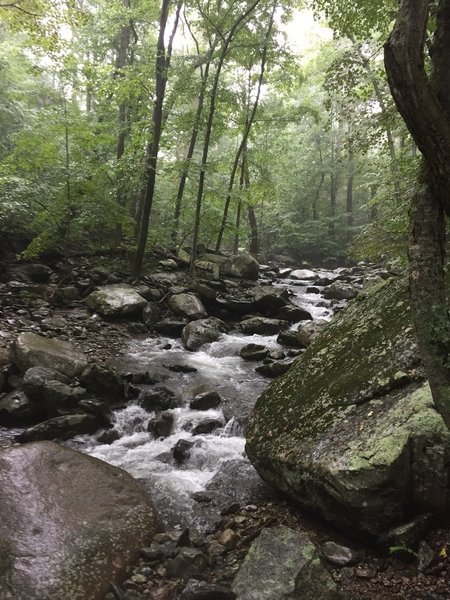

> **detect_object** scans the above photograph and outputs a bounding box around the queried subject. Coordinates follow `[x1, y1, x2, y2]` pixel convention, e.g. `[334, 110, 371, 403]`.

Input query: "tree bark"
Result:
[214, 0, 276, 252]
[346, 145, 354, 241]
[384, 0, 450, 428]
[133, 0, 182, 277]
[189, 0, 262, 275]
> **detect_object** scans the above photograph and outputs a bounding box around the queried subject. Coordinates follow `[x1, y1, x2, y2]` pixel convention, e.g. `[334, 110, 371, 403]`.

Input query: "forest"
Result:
[0, 0, 411, 270]
[3, 1, 450, 600]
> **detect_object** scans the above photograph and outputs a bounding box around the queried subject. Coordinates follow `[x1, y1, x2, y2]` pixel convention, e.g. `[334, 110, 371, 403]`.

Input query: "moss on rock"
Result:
[246, 277, 450, 538]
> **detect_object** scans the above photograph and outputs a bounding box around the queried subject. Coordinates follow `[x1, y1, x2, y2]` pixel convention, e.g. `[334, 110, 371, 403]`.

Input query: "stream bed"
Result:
[69, 270, 338, 529]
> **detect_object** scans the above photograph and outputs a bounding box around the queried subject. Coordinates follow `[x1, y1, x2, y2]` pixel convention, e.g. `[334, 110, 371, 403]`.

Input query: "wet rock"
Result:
[277, 330, 306, 348]
[246, 278, 450, 537]
[290, 268, 317, 280]
[142, 301, 161, 331]
[12, 332, 88, 377]
[206, 459, 274, 507]
[164, 362, 198, 373]
[189, 391, 221, 410]
[78, 399, 114, 428]
[80, 363, 123, 402]
[382, 513, 434, 550]
[192, 418, 223, 435]
[322, 282, 358, 300]
[97, 429, 121, 444]
[278, 268, 292, 278]
[239, 343, 270, 361]
[179, 581, 236, 600]
[16, 413, 100, 442]
[240, 317, 288, 335]
[139, 387, 178, 411]
[307, 286, 320, 294]
[275, 305, 312, 322]
[168, 293, 207, 320]
[85, 284, 147, 317]
[230, 252, 259, 280]
[43, 380, 87, 414]
[173, 439, 195, 464]
[255, 357, 295, 378]
[0, 390, 44, 424]
[148, 412, 174, 438]
[322, 541, 357, 567]
[181, 317, 229, 351]
[295, 320, 327, 347]
[232, 526, 337, 600]
[0, 441, 158, 600]
[253, 287, 289, 315]
[156, 317, 189, 336]
[22, 366, 70, 400]
[165, 547, 208, 579]
[215, 295, 255, 315]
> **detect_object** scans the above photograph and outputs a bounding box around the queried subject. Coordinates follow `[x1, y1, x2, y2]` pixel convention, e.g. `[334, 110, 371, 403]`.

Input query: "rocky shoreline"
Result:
[0, 251, 449, 599]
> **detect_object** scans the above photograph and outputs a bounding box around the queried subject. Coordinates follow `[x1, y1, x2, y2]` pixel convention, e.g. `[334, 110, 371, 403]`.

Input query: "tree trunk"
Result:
[384, 0, 450, 428]
[346, 145, 354, 241]
[215, 0, 276, 252]
[133, 0, 182, 277]
[189, 0, 262, 275]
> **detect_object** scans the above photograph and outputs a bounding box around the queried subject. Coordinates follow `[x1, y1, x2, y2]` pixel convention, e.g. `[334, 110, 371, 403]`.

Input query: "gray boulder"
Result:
[0, 390, 44, 424]
[232, 526, 337, 600]
[0, 441, 158, 600]
[253, 287, 289, 315]
[246, 278, 450, 538]
[168, 293, 207, 320]
[17, 414, 100, 442]
[22, 366, 70, 401]
[12, 332, 88, 377]
[42, 380, 87, 415]
[240, 343, 270, 361]
[240, 317, 288, 335]
[80, 363, 123, 402]
[290, 268, 317, 280]
[322, 282, 358, 300]
[190, 391, 221, 410]
[85, 284, 147, 317]
[231, 252, 259, 280]
[182, 317, 229, 351]
[142, 301, 161, 330]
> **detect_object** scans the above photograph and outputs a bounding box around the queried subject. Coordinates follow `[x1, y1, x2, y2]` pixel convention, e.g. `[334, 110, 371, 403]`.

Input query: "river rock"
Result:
[255, 357, 295, 378]
[0, 441, 158, 600]
[156, 317, 189, 336]
[277, 330, 306, 348]
[80, 363, 123, 401]
[23, 263, 53, 282]
[290, 268, 317, 280]
[22, 366, 70, 400]
[240, 343, 270, 361]
[215, 294, 255, 315]
[139, 387, 178, 411]
[246, 278, 450, 538]
[148, 412, 174, 438]
[165, 547, 208, 579]
[43, 380, 87, 415]
[275, 304, 312, 322]
[192, 418, 223, 435]
[240, 317, 288, 335]
[295, 319, 327, 347]
[12, 332, 88, 377]
[253, 287, 289, 314]
[322, 282, 358, 300]
[322, 541, 357, 566]
[168, 293, 207, 320]
[230, 252, 259, 280]
[16, 413, 100, 442]
[0, 390, 44, 424]
[179, 581, 236, 600]
[173, 439, 195, 463]
[142, 301, 161, 330]
[85, 284, 148, 317]
[232, 526, 337, 600]
[190, 391, 221, 410]
[181, 317, 229, 351]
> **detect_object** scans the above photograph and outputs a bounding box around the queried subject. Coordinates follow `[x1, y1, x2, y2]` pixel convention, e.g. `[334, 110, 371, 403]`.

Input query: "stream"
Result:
[69, 269, 339, 530]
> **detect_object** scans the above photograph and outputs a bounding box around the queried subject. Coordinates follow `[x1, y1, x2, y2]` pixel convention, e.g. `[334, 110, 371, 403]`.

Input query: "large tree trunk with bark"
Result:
[384, 0, 450, 428]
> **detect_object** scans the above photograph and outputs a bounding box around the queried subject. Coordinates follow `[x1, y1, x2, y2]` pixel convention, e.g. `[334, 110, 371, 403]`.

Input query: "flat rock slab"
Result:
[12, 332, 88, 377]
[232, 526, 337, 599]
[0, 441, 159, 600]
[85, 284, 147, 317]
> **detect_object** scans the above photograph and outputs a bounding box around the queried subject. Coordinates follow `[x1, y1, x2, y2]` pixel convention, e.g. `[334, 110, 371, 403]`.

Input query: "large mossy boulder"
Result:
[0, 441, 159, 600]
[12, 332, 88, 378]
[246, 278, 450, 538]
